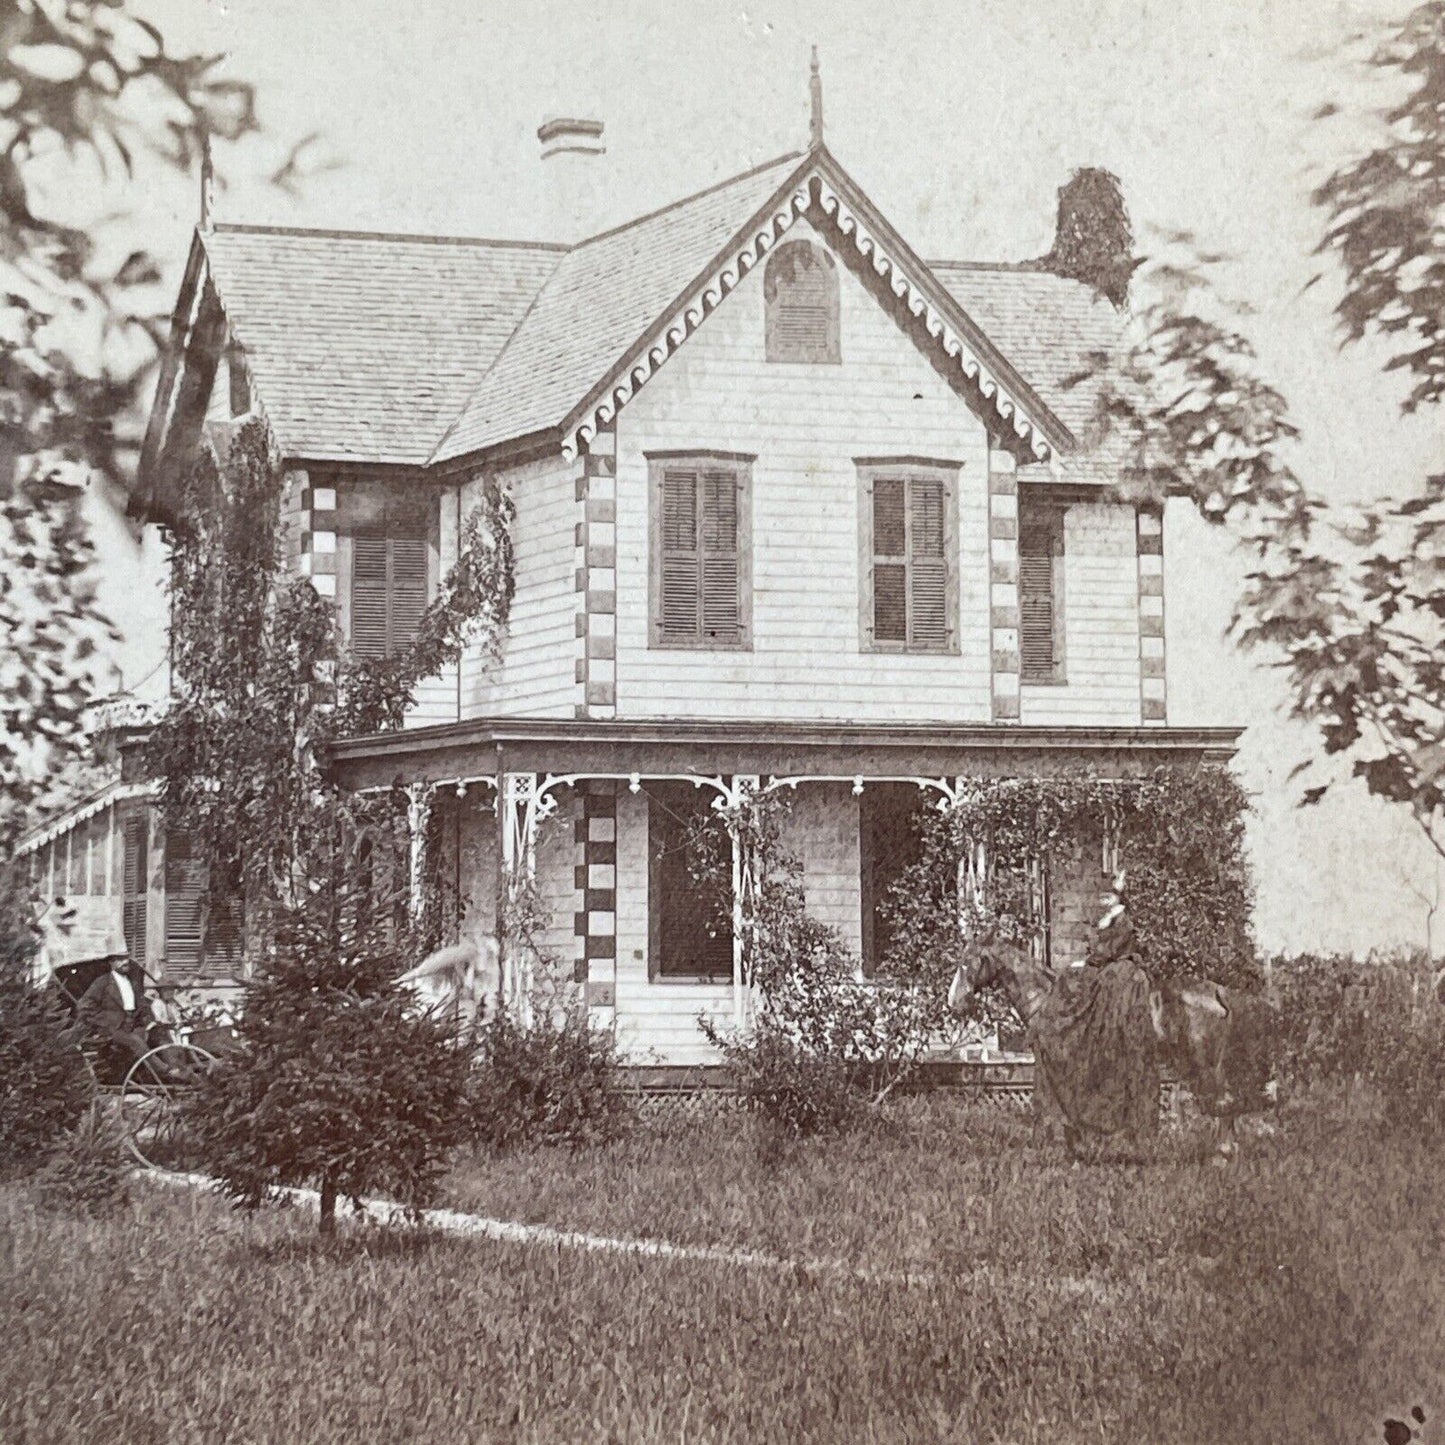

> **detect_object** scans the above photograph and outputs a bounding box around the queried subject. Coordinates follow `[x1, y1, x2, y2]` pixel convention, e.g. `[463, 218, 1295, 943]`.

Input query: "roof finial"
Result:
[809, 46, 823, 149]
[199, 125, 215, 231]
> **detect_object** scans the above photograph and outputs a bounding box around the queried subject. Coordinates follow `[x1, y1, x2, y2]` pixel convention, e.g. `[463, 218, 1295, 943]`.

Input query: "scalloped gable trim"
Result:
[559, 152, 1072, 467]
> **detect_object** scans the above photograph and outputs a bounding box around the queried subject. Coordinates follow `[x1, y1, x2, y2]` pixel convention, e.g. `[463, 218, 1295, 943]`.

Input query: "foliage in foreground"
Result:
[3, 1095, 1441, 1444]
[0, 924, 91, 1172]
[33, 1112, 132, 1218]
[183, 879, 472, 1232]
[467, 1001, 635, 1153]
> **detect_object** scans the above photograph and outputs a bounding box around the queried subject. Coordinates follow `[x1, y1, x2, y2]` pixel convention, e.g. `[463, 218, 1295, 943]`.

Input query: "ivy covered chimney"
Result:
[1041, 167, 1135, 308]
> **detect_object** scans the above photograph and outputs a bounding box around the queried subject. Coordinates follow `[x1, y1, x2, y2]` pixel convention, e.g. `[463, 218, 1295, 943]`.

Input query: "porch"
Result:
[330, 717, 1241, 1067]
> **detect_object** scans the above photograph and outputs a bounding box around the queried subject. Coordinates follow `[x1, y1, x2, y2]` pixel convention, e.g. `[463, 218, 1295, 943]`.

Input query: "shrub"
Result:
[468, 1002, 633, 1153]
[704, 1015, 859, 1142]
[183, 879, 474, 1232]
[1373, 1007, 1445, 1135]
[0, 907, 91, 1173]
[34, 1111, 132, 1217]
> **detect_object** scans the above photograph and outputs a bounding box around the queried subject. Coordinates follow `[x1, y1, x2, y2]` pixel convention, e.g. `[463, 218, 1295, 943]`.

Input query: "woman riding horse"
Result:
[951, 872, 1160, 1159]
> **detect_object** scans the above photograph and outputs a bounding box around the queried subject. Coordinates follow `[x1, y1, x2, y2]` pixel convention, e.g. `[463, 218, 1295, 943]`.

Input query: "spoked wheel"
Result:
[120, 1042, 216, 1173]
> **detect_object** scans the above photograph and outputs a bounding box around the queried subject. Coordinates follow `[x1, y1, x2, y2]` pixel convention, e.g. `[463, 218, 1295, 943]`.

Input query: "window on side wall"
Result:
[764, 240, 840, 364]
[858, 462, 958, 653]
[1019, 503, 1066, 684]
[345, 490, 435, 660]
[649, 455, 753, 649]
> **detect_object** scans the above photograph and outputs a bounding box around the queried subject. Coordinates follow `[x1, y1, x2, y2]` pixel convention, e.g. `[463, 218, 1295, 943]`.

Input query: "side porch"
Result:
[330, 718, 1242, 1068]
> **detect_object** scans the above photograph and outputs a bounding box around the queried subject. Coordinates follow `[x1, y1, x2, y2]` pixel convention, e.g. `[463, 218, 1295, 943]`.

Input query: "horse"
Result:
[949, 924, 1158, 1160]
[394, 936, 502, 1036]
[949, 924, 1278, 1162]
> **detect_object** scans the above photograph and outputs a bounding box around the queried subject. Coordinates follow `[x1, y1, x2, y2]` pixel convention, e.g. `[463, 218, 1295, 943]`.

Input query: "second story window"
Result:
[764, 240, 840, 364]
[858, 462, 958, 653]
[1019, 502, 1066, 683]
[345, 491, 433, 660]
[650, 454, 753, 649]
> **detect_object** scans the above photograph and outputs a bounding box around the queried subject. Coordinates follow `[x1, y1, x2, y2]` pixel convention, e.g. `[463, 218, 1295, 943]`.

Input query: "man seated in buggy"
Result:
[64, 943, 196, 1083]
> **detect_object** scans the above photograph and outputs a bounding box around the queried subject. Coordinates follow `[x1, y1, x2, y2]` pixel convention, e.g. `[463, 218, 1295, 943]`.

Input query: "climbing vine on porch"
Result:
[881, 766, 1257, 996]
[147, 417, 514, 957]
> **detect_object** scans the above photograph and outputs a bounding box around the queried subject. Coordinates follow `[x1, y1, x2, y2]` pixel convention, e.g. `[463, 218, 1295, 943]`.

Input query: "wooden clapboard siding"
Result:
[1020, 503, 1141, 725]
[613, 217, 992, 722]
[784, 784, 862, 956]
[460, 454, 578, 718]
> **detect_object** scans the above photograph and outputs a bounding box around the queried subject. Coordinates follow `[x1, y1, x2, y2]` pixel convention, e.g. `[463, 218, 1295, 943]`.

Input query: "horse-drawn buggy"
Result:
[48, 942, 240, 1172]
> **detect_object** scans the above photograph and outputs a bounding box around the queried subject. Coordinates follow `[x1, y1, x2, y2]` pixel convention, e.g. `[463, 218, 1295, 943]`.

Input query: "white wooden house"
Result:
[132, 114, 1237, 1060]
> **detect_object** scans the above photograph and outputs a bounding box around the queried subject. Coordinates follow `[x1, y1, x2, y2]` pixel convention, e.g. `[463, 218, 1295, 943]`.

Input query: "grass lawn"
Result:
[3, 1093, 1441, 1443]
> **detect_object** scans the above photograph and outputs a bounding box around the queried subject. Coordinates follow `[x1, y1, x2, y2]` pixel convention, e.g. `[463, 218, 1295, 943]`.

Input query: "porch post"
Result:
[405, 783, 434, 922]
[499, 771, 540, 1022]
[727, 775, 761, 1029]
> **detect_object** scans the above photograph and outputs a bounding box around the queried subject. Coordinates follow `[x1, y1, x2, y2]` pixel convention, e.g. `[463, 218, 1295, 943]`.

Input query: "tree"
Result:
[1081, 1, 1445, 865]
[1, 0, 259, 945]
[185, 872, 473, 1233]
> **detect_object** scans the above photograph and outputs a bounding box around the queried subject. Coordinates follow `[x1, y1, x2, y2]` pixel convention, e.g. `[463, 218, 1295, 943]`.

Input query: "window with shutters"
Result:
[163, 830, 243, 981]
[647, 782, 733, 981]
[121, 816, 148, 963]
[857, 463, 958, 653]
[764, 240, 840, 363]
[649, 454, 753, 649]
[1019, 504, 1066, 683]
[344, 490, 434, 660]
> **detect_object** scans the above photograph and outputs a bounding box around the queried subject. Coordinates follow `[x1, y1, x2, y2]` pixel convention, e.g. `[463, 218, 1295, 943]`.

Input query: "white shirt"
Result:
[112, 969, 135, 1013]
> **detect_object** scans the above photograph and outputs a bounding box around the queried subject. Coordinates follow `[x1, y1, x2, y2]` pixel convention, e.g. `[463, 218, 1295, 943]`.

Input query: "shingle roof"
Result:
[431, 152, 808, 462]
[203, 227, 564, 465]
[196, 163, 1129, 474]
[928, 262, 1128, 480]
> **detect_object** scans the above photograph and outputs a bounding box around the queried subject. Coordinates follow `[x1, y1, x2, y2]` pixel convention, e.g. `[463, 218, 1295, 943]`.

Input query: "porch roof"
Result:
[327, 717, 1243, 793]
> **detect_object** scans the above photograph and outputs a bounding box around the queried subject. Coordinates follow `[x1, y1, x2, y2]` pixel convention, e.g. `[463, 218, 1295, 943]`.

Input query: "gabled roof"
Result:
[202, 227, 563, 465]
[431, 152, 808, 462]
[150, 146, 1129, 479]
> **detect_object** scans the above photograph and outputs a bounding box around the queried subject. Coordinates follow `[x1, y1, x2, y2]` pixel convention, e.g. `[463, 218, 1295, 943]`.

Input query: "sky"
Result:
[84, 0, 1445, 956]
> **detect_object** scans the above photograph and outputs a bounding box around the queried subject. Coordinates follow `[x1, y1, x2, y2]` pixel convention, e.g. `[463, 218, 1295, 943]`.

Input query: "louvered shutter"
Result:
[908, 479, 949, 648]
[164, 831, 205, 977]
[351, 536, 390, 659]
[1020, 516, 1060, 681]
[389, 537, 428, 651]
[700, 469, 740, 641]
[872, 479, 908, 643]
[765, 242, 840, 363]
[351, 530, 429, 659]
[660, 469, 701, 639]
[122, 819, 148, 963]
[652, 783, 733, 978]
[66, 830, 84, 895]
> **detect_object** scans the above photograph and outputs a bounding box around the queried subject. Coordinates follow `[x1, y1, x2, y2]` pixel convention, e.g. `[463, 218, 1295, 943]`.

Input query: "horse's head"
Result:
[947, 923, 1019, 1016]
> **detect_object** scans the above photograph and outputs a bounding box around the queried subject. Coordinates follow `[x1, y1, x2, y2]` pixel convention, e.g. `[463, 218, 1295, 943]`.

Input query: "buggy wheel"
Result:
[120, 1042, 215, 1173]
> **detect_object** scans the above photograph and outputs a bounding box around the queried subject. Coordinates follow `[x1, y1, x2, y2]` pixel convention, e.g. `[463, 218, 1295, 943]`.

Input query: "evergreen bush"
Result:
[34, 1111, 132, 1217]
[183, 878, 473, 1233]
